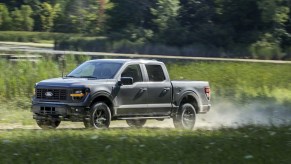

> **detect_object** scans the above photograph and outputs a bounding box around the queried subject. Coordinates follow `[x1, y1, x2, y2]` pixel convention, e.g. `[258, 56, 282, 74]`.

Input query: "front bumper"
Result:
[31, 102, 90, 121]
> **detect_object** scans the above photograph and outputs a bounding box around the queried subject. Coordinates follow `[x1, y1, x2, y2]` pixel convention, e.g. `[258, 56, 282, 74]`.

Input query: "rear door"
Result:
[144, 64, 172, 115]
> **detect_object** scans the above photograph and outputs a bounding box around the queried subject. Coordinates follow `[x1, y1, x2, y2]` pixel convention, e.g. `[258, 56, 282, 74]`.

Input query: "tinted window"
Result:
[145, 65, 166, 82]
[121, 65, 143, 83]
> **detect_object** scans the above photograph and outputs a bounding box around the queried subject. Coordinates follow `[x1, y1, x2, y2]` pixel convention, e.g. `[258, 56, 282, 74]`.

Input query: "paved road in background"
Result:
[1, 41, 291, 64]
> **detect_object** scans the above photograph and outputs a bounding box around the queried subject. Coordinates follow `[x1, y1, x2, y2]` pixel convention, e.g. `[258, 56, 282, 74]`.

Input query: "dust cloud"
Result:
[196, 100, 291, 129]
[140, 100, 291, 130]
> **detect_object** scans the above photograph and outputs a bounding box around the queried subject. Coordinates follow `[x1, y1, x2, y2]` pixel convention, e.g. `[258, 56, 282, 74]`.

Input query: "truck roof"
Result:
[87, 59, 163, 64]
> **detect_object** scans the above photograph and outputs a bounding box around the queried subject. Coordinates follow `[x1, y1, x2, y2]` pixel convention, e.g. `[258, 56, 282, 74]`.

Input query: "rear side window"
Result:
[145, 65, 166, 82]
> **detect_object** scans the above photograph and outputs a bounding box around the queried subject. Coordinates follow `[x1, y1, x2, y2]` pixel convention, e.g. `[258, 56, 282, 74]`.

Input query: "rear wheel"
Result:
[173, 103, 196, 130]
[126, 119, 147, 128]
[36, 120, 61, 129]
[86, 102, 111, 129]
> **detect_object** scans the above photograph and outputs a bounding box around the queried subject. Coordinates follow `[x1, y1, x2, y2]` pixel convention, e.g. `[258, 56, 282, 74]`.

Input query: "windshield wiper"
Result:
[79, 76, 98, 79]
[64, 75, 77, 78]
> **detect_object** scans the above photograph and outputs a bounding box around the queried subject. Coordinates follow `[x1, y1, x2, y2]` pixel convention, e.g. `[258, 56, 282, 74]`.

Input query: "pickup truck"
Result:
[31, 59, 211, 130]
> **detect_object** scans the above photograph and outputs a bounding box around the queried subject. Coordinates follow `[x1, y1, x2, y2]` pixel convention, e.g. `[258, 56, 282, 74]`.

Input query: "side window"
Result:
[121, 65, 143, 83]
[145, 65, 166, 82]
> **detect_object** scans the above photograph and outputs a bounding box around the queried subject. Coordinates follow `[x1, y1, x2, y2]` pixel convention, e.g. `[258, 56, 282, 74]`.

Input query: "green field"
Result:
[1, 56, 291, 102]
[0, 56, 290, 163]
[0, 126, 290, 163]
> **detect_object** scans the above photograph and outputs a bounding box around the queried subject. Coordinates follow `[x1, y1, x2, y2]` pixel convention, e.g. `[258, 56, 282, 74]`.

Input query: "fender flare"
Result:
[89, 91, 114, 107]
[176, 91, 202, 112]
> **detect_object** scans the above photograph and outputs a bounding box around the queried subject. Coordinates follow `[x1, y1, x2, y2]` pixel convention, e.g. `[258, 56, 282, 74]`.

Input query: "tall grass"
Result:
[0, 56, 290, 106]
[168, 61, 291, 103]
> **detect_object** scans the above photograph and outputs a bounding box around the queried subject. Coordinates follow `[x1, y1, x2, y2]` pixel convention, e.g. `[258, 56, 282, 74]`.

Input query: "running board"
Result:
[117, 116, 171, 120]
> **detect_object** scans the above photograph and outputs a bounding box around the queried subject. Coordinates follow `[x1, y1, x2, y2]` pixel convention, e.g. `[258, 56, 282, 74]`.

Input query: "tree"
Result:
[0, 3, 12, 30]
[39, 2, 60, 31]
[151, 0, 181, 45]
[10, 5, 34, 31]
[151, 0, 180, 32]
[20, 5, 34, 31]
[53, 0, 102, 34]
[256, 0, 290, 54]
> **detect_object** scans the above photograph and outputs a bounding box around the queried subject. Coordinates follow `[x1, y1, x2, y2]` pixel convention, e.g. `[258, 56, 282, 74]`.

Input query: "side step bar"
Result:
[117, 116, 171, 120]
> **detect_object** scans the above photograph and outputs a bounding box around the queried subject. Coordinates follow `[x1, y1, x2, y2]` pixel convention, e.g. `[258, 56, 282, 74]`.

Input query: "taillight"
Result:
[204, 87, 211, 100]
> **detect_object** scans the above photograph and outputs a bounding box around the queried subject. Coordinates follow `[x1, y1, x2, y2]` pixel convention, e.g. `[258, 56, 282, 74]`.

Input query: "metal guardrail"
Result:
[0, 47, 291, 64]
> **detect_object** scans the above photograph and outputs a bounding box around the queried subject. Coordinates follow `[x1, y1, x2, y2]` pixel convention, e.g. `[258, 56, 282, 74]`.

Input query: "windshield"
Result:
[66, 61, 123, 79]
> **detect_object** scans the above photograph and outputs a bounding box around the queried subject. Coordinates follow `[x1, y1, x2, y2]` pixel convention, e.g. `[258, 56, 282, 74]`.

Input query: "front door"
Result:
[115, 64, 148, 115]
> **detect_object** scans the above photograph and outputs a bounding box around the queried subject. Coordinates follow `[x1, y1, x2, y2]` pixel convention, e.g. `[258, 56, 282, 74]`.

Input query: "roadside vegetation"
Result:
[0, 126, 290, 163]
[1, 1, 291, 59]
[0, 56, 290, 163]
[0, 56, 290, 104]
[0, 31, 79, 43]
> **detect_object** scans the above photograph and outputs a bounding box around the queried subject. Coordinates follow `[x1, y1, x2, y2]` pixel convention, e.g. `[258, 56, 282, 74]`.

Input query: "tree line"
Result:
[1, 0, 291, 59]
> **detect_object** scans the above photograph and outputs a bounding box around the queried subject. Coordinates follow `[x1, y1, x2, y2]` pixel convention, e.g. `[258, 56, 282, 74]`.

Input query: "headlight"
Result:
[70, 88, 90, 100]
[70, 90, 84, 97]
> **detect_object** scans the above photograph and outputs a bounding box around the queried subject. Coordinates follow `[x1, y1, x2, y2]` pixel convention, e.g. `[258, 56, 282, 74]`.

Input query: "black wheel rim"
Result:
[181, 106, 195, 129]
[93, 106, 108, 128]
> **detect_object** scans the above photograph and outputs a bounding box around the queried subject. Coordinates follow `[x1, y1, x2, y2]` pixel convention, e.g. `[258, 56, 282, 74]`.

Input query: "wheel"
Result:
[36, 120, 61, 129]
[126, 119, 147, 128]
[87, 102, 111, 129]
[173, 103, 196, 130]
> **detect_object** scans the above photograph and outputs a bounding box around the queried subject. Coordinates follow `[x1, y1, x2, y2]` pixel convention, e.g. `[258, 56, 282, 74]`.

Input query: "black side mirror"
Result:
[119, 77, 133, 86]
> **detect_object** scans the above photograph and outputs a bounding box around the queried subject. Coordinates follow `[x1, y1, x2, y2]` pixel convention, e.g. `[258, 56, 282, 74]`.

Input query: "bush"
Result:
[55, 37, 228, 57]
[250, 33, 284, 60]
[0, 31, 80, 43]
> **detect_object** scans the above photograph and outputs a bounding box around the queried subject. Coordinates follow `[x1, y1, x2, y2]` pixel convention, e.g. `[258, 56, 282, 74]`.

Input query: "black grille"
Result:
[40, 107, 56, 114]
[36, 88, 67, 100]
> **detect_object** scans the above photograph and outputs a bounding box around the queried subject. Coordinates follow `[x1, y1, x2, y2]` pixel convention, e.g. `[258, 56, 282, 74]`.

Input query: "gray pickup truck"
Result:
[32, 59, 211, 130]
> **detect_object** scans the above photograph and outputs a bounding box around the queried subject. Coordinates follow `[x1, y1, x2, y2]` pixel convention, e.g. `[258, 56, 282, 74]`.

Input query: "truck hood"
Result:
[36, 77, 111, 88]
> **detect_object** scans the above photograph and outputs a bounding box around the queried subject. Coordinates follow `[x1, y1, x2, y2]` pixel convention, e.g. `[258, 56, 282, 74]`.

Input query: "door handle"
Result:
[140, 88, 147, 92]
[163, 87, 170, 91]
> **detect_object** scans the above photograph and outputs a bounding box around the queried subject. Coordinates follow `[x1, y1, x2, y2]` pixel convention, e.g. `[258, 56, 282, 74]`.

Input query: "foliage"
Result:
[0, 4, 11, 30]
[10, 5, 34, 31]
[39, 2, 61, 32]
[0, 57, 290, 105]
[0, 126, 290, 163]
[0, 31, 80, 43]
[167, 61, 291, 103]
[1, 1, 291, 59]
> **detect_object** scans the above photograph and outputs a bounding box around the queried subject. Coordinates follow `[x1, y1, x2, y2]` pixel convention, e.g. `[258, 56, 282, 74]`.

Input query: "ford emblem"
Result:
[45, 92, 53, 97]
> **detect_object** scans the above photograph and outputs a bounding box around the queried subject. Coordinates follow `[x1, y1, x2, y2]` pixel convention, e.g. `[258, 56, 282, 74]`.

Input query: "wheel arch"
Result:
[90, 92, 115, 116]
[177, 92, 200, 114]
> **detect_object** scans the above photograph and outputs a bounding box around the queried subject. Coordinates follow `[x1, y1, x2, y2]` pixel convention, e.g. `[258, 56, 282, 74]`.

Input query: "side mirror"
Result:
[118, 77, 133, 86]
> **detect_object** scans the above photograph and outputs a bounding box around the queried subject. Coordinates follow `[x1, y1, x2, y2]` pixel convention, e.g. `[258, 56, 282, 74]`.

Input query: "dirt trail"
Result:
[1, 101, 290, 130]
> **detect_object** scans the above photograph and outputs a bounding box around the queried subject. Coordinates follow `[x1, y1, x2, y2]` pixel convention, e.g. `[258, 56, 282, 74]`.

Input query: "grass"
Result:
[0, 57, 290, 102]
[167, 61, 291, 103]
[0, 126, 290, 163]
[0, 56, 290, 163]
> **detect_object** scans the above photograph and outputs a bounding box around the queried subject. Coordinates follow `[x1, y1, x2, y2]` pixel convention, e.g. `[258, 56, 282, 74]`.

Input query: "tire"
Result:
[126, 119, 147, 128]
[173, 103, 196, 130]
[36, 120, 61, 129]
[83, 119, 91, 128]
[87, 102, 111, 129]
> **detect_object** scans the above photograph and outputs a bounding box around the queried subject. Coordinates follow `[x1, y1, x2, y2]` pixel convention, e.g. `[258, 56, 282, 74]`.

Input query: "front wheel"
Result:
[36, 120, 61, 129]
[173, 103, 196, 130]
[87, 102, 111, 129]
[126, 119, 147, 128]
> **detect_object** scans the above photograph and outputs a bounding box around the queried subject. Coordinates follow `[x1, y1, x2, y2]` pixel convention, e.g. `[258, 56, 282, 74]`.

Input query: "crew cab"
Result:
[31, 59, 211, 129]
